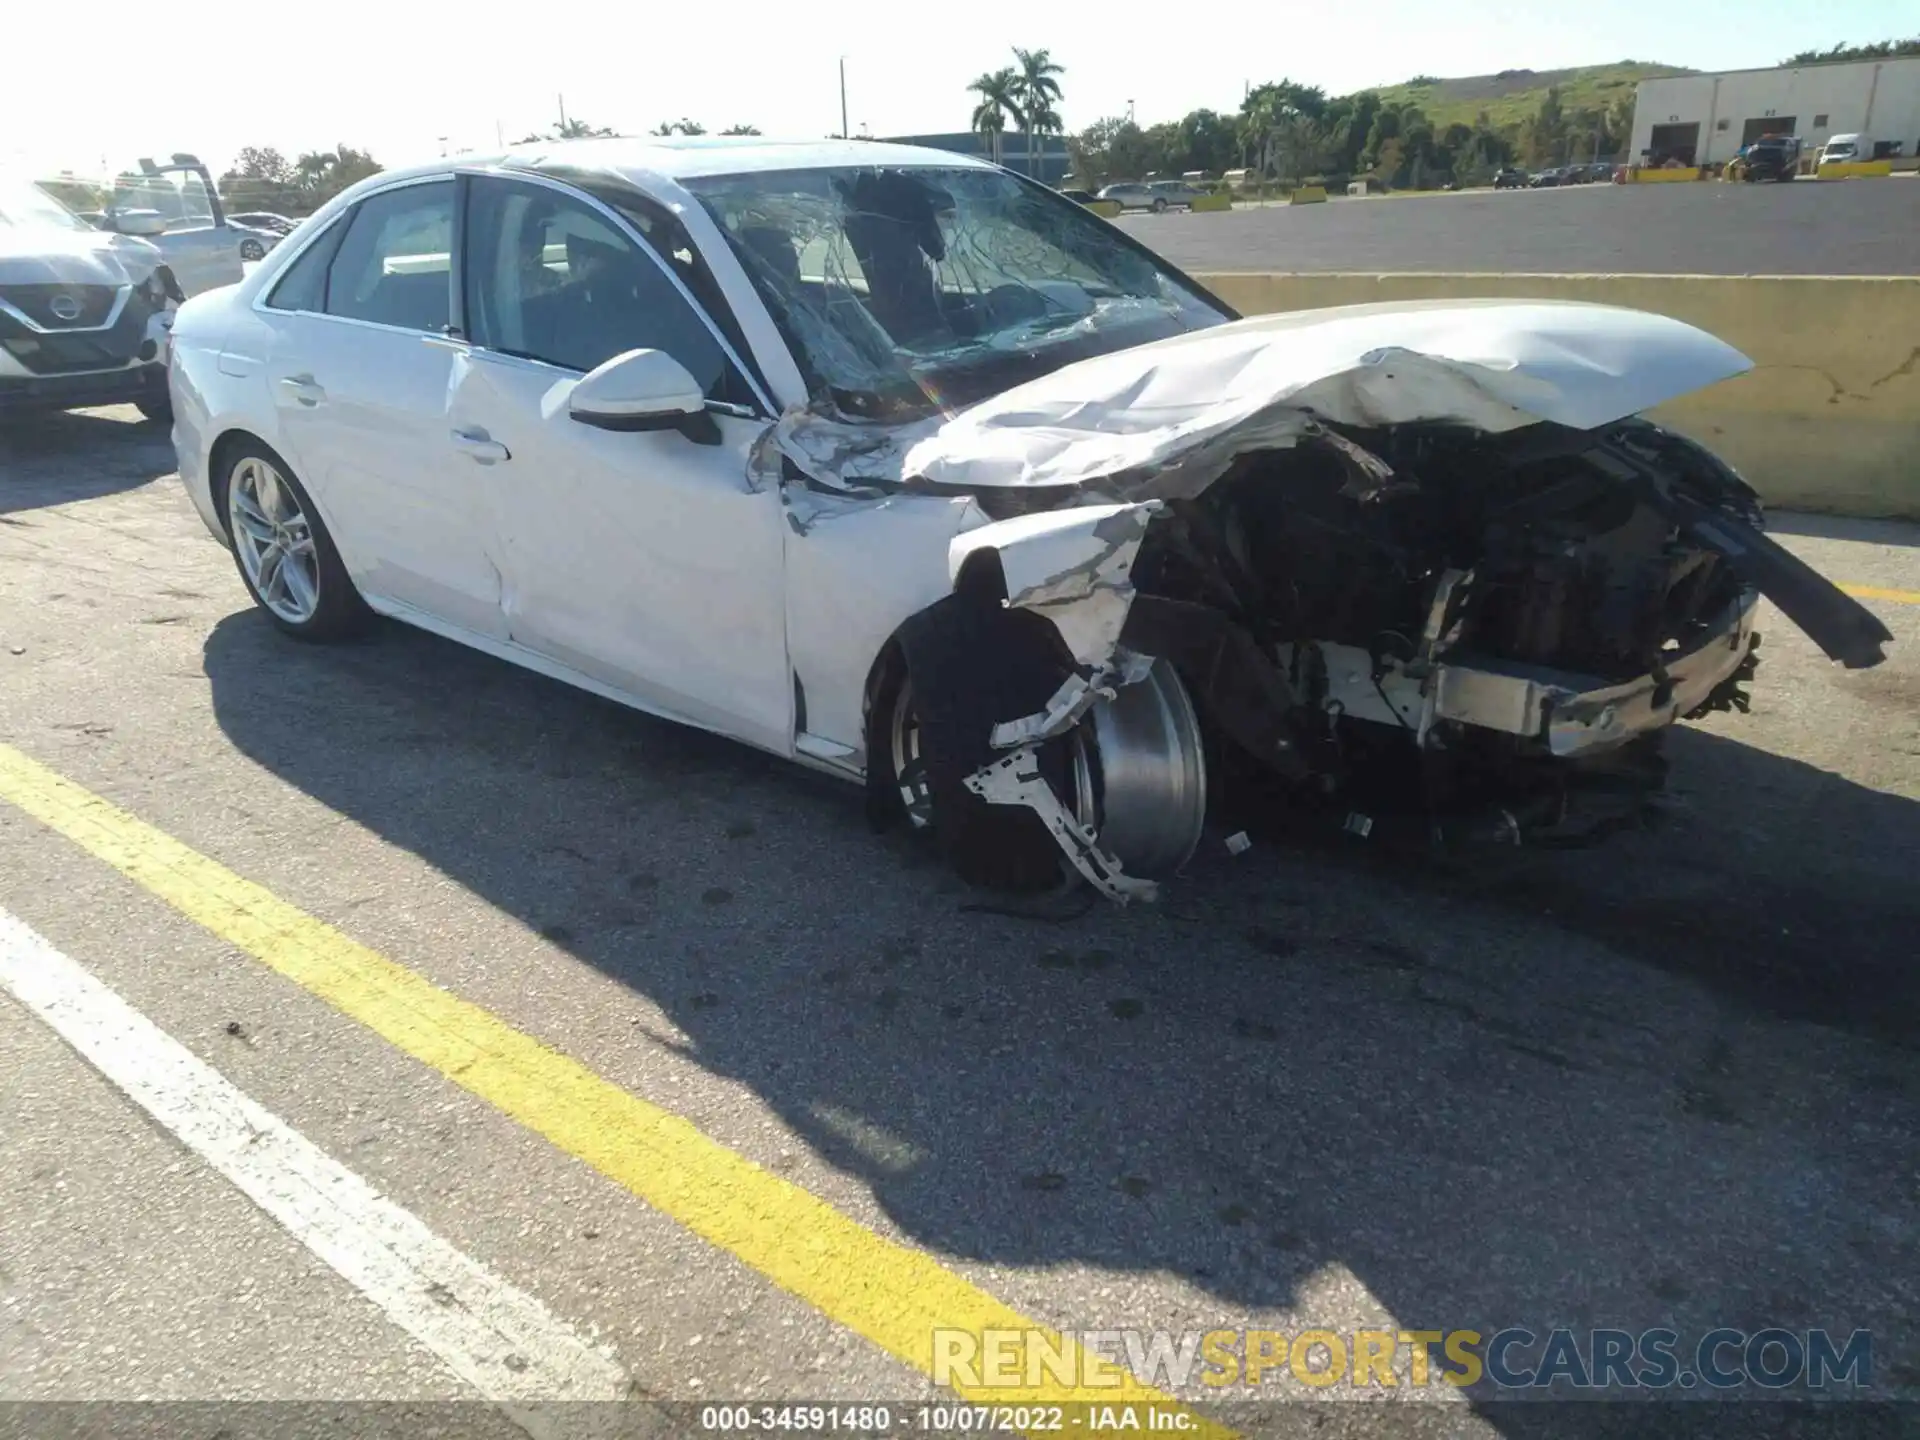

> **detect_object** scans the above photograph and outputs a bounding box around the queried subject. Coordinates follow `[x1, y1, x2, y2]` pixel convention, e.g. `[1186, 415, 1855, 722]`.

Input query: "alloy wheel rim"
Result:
[888, 681, 934, 830]
[230, 458, 320, 624]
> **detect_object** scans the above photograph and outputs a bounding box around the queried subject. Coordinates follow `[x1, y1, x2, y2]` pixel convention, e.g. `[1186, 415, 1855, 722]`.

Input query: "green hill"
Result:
[1367, 61, 1696, 129]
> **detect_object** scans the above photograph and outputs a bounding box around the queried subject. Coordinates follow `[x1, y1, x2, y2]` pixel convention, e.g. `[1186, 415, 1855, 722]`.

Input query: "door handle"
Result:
[451, 427, 511, 464]
[278, 374, 324, 406]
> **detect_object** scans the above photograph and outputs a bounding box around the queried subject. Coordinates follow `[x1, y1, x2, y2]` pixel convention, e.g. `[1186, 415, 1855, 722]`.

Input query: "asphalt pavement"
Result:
[1117, 179, 1920, 276]
[2, 409, 1917, 1436]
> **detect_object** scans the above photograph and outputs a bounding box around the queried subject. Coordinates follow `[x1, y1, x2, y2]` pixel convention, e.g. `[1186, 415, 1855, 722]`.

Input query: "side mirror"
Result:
[111, 210, 170, 238]
[568, 349, 707, 434]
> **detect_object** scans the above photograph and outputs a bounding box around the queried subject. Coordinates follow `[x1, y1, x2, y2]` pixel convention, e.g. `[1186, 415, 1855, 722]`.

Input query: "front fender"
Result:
[946, 500, 1161, 669]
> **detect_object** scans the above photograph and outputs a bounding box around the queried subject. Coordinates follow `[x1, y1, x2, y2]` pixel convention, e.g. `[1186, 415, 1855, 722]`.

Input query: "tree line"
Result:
[1067, 80, 1637, 191]
[211, 119, 763, 217]
[1784, 37, 1919, 64]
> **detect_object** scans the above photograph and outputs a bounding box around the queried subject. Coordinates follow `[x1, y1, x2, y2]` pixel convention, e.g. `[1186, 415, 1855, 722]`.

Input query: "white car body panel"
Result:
[167, 139, 1779, 883]
[904, 300, 1754, 494]
[445, 348, 794, 752]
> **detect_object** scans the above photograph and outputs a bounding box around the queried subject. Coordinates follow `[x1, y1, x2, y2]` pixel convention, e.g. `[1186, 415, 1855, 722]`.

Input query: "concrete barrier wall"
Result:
[1817, 160, 1895, 179]
[1197, 272, 1920, 520]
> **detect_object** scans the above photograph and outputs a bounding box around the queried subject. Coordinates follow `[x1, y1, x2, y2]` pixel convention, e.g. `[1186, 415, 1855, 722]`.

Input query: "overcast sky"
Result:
[4, 0, 1912, 176]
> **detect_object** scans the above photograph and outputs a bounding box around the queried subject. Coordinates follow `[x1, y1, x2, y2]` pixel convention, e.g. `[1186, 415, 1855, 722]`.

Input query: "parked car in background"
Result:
[1097, 181, 1200, 212]
[1058, 189, 1099, 206]
[1741, 135, 1802, 182]
[167, 137, 1889, 904]
[1144, 180, 1204, 211]
[227, 212, 299, 237]
[1, 178, 183, 422]
[226, 218, 286, 262]
[1492, 167, 1529, 189]
[1528, 167, 1566, 187]
[1817, 134, 1866, 167]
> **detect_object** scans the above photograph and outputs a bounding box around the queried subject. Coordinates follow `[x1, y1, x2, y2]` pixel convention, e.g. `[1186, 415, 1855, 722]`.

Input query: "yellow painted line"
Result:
[1841, 583, 1920, 606]
[0, 742, 1228, 1438]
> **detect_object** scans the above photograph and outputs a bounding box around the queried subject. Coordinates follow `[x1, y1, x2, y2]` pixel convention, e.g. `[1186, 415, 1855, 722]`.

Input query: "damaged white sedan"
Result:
[168, 139, 1891, 901]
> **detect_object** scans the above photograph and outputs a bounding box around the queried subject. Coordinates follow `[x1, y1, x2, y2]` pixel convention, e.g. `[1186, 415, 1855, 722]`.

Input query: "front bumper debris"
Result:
[1314, 587, 1762, 757]
[0, 361, 166, 414]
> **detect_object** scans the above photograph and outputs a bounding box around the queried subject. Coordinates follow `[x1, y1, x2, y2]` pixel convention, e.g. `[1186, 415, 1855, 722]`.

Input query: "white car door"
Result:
[445, 174, 791, 753]
[255, 178, 509, 640]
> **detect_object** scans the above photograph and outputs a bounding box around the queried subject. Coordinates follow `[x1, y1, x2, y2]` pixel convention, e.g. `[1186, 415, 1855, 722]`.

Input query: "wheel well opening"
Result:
[206, 428, 264, 538]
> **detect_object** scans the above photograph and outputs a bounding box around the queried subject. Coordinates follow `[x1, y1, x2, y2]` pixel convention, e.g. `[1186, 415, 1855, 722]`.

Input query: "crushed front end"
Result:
[947, 416, 1889, 898]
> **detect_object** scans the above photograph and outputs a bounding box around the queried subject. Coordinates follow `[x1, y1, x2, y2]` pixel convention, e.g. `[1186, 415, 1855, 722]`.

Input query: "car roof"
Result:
[365, 136, 1001, 192]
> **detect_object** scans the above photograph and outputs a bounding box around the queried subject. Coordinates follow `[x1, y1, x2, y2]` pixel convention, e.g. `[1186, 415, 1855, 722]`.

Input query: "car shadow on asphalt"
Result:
[200, 611, 1920, 1419]
[0, 408, 175, 515]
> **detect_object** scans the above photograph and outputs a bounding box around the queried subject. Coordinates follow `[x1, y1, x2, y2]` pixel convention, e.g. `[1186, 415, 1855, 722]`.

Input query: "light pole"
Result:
[1127, 98, 1136, 124]
[839, 58, 849, 140]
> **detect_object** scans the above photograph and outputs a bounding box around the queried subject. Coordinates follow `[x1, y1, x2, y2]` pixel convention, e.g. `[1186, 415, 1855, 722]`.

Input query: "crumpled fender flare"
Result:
[946, 500, 1162, 669]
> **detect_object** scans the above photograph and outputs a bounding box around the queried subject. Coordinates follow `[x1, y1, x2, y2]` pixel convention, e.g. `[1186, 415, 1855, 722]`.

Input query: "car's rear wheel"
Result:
[240, 238, 265, 261]
[221, 442, 370, 641]
[1151, 197, 1169, 213]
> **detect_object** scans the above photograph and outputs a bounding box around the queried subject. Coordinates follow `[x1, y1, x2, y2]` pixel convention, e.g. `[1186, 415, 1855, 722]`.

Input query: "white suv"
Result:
[0, 178, 186, 423]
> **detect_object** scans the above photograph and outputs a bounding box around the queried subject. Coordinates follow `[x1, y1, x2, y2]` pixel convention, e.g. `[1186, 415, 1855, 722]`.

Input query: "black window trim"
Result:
[455, 167, 775, 419]
[260, 210, 348, 313]
[254, 173, 457, 334]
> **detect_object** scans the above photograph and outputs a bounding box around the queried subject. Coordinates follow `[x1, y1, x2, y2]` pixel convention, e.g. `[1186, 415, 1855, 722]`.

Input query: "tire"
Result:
[219, 439, 371, 641]
[1151, 198, 1169, 213]
[240, 239, 265, 261]
[880, 595, 1079, 892]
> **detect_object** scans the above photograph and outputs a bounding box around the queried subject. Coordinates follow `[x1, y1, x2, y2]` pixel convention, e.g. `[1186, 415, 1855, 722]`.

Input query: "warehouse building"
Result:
[1631, 56, 1920, 166]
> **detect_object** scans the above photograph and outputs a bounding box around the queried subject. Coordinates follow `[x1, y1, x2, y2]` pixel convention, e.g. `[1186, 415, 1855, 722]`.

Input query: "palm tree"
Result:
[968, 67, 1021, 165]
[1010, 48, 1065, 177]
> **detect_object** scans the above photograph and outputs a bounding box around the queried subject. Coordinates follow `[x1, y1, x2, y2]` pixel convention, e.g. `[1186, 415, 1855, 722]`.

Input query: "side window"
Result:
[263, 216, 345, 313]
[464, 179, 746, 404]
[322, 182, 453, 333]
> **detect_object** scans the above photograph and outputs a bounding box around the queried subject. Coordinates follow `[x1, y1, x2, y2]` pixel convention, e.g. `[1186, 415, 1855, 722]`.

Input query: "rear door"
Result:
[256, 178, 509, 639]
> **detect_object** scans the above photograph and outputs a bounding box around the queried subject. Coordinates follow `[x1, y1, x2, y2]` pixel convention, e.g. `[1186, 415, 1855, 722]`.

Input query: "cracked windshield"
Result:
[687, 165, 1227, 418]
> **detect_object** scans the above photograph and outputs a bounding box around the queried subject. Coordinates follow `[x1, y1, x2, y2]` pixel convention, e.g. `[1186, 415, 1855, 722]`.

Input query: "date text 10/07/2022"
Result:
[699, 1405, 1199, 1432]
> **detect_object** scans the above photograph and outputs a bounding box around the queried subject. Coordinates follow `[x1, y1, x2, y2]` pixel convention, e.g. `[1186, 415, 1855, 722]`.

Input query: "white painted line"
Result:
[0, 906, 632, 1425]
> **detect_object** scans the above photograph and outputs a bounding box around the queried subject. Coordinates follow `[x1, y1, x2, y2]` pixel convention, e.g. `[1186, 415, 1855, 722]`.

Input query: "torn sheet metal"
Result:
[750, 404, 941, 495]
[901, 299, 1753, 499]
[948, 501, 1160, 667]
[964, 746, 1157, 904]
[988, 649, 1156, 748]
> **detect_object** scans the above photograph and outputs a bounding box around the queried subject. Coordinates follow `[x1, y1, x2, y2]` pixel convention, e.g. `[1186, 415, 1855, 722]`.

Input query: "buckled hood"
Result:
[900, 299, 1754, 500]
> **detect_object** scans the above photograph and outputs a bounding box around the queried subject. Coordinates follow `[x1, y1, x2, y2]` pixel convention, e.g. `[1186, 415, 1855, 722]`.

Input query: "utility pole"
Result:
[839, 58, 849, 140]
[558, 93, 568, 133]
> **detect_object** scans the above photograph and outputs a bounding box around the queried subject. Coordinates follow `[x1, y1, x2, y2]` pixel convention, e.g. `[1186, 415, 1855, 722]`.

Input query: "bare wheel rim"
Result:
[888, 680, 935, 830]
[230, 457, 320, 624]
[888, 679, 1100, 837]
